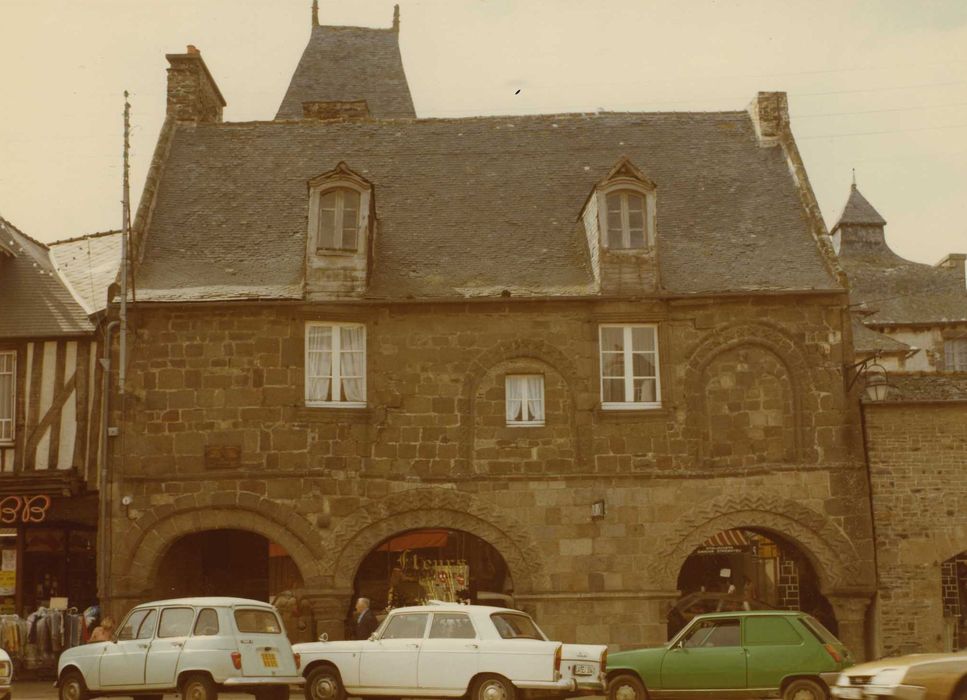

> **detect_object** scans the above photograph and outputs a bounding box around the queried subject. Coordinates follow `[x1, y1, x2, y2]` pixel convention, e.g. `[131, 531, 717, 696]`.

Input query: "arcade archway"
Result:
[671, 528, 837, 639]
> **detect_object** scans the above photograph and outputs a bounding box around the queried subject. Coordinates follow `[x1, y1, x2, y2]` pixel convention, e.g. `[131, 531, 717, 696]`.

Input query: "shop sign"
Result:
[0, 494, 52, 524]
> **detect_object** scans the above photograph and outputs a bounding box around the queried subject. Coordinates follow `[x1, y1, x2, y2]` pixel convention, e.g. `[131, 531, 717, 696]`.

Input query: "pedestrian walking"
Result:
[353, 598, 379, 640]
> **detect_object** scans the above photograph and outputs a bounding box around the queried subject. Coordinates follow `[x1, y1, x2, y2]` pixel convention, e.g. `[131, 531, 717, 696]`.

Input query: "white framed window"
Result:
[605, 190, 647, 249]
[305, 323, 366, 407]
[947, 338, 967, 371]
[505, 375, 545, 427]
[0, 351, 14, 443]
[599, 324, 661, 409]
[317, 187, 361, 252]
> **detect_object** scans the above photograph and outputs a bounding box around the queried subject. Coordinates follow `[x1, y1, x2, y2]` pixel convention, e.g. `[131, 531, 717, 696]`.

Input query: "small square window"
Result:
[599, 324, 661, 409]
[505, 375, 545, 426]
[305, 323, 366, 407]
[947, 338, 967, 371]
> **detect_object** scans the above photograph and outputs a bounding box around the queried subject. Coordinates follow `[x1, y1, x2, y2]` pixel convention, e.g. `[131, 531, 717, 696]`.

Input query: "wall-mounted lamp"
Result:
[846, 354, 894, 402]
[591, 500, 606, 520]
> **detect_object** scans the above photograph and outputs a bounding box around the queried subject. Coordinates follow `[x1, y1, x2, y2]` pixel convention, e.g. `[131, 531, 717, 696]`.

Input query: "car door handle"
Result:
[171, 642, 184, 648]
[465, 644, 479, 649]
[138, 644, 149, 649]
[406, 643, 420, 649]
[240, 639, 252, 644]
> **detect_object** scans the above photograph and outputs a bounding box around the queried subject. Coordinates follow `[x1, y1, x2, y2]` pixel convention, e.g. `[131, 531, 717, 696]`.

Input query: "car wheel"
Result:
[472, 675, 516, 700]
[953, 684, 967, 700]
[305, 666, 345, 700]
[59, 670, 90, 700]
[182, 673, 219, 700]
[783, 678, 827, 700]
[254, 687, 290, 700]
[608, 673, 647, 700]
[139, 695, 165, 700]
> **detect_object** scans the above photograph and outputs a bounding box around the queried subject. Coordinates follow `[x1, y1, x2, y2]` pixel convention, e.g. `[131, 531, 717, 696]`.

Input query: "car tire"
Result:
[783, 678, 827, 700]
[59, 670, 90, 700]
[255, 687, 290, 700]
[182, 673, 219, 700]
[608, 673, 647, 700]
[305, 666, 346, 700]
[139, 695, 164, 700]
[471, 674, 516, 700]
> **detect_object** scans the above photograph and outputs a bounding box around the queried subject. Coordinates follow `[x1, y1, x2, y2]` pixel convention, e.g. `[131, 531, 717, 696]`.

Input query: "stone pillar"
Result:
[302, 589, 352, 641]
[828, 593, 873, 662]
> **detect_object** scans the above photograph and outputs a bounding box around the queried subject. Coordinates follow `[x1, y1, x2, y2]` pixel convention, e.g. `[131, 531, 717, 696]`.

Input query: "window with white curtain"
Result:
[305, 323, 366, 406]
[599, 324, 661, 409]
[947, 338, 967, 371]
[605, 190, 648, 249]
[0, 351, 14, 442]
[505, 374, 545, 426]
[317, 187, 361, 252]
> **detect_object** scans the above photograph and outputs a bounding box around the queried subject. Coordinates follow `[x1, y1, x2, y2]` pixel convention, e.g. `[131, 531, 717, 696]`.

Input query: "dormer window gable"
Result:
[581, 157, 657, 254]
[307, 162, 373, 257]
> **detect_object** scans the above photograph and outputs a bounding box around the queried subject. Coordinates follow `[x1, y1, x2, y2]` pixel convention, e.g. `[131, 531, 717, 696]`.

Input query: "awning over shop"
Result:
[695, 529, 752, 555]
[377, 529, 450, 552]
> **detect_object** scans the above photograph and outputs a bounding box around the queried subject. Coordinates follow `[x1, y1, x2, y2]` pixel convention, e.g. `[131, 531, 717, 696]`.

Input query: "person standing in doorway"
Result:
[353, 598, 379, 640]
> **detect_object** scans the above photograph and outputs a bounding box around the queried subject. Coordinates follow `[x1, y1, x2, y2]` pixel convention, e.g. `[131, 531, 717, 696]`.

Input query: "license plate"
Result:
[261, 652, 278, 668]
[573, 664, 595, 676]
[834, 688, 862, 700]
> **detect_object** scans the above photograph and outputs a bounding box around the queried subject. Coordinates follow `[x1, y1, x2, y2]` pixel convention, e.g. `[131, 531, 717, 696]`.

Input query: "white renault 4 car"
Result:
[57, 597, 303, 700]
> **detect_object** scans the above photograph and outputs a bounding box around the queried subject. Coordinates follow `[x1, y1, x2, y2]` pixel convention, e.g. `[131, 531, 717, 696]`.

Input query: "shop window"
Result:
[505, 375, 544, 426]
[0, 351, 14, 443]
[158, 607, 195, 638]
[599, 324, 661, 409]
[305, 322, 366, 407]
[194, 608, 220, 636]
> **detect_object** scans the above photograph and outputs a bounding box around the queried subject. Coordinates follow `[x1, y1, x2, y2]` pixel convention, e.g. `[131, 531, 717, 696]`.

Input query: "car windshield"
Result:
[491, 613, 545, 640]
[234, 608, 282, 634]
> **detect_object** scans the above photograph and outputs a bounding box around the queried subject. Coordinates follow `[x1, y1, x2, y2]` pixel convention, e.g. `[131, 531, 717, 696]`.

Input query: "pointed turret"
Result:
[275, 4, 415, 120]
[833, 184, 887, 231]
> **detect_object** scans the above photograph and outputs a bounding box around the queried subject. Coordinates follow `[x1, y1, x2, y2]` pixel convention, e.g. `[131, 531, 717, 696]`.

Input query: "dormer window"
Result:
[319, 187, 361, 252]
[606, 190, 647, 249]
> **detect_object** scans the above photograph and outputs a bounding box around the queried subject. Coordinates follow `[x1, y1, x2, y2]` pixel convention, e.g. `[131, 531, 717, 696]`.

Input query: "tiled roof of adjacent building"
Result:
[133, 111, 842, 302]
[275, 22, 415, 120]
[876, 373, 967, 403]
[0, 215, 93, 338]
[49, 230, 122, 314]
[834, 186, 967, 325]
[851, 316, 911, 354]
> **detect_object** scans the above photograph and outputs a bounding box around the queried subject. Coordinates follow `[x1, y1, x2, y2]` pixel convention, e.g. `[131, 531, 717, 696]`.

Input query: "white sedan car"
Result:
[0, 648, 11, 700]
[57, 597, 303, 700]
[294, 603, 607, 700]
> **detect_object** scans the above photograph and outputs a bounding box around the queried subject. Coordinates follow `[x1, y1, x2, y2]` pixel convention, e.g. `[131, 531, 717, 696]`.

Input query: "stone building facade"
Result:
[833, 186, 967, 656]
[101, 8, 878, 655]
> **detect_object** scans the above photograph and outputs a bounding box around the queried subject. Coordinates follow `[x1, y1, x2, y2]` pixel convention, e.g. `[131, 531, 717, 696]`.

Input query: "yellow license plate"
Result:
[261, 652, 278, 668]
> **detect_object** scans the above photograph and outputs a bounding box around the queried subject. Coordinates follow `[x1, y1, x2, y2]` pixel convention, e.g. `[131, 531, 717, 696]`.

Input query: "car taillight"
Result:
[294, 653, 301, 670]
[554, 645, 562, 674]
[231, 651, 242, 670]
[824, 643, 842, 663]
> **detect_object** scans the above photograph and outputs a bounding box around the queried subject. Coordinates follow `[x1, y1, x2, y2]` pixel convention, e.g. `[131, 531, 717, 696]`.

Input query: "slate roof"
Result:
[834, 187, 967, 325]
[275, 23, 415, 120]
[832, 184, 886, 231]
[49, 230, 122, 314]
[876, 373, 967, 403]
[851, 316, 910, 354]
[0, 215, 93, 338]
[134, 111, 841, 302]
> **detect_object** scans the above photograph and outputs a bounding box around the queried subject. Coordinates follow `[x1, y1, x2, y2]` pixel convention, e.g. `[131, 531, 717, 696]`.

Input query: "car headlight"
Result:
[0, 660, 10, 679]
[870, 668, 906, 687]
[835, 673, 851, 687]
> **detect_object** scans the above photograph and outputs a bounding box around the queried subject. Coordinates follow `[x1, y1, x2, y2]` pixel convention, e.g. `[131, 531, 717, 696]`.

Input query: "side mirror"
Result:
[318, 633, 329, 643]
[671, 640, 684, 650]
[368, 633, 378, 642]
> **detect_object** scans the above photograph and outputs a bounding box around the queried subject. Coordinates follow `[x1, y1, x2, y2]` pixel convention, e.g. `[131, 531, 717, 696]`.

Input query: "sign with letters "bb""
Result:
[0, 495, 52, 524]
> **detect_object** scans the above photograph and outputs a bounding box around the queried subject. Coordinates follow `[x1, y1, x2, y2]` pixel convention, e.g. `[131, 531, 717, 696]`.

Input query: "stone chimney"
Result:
[936, 253, 967, 289]
[302, 100, 371, 121]
[748, 91, 789, 144]
[165, 45, 226, 123]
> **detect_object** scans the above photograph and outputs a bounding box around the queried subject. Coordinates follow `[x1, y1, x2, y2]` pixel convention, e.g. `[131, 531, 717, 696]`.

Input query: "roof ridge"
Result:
[0, 213, 50, 251]
[49, 229, 123, 246]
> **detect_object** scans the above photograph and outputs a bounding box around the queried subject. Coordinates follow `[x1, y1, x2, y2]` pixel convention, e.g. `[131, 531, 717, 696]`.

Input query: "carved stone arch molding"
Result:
[683, 321, 814, 463]
[119, 492, 327, 595]
[324, 488, 549, 593]
[652, 493, 867, 592]
[458, 338, 588, 470]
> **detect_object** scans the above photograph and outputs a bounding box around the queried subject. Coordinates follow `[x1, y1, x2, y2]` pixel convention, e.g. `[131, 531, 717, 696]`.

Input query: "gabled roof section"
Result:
[133, 111, 842, 302]
[49, 230, 123, 314]
[0, 214, 93, 338]
[275, 8, 416, 121]
[308, 160, 371, 190]
[833, 184, 886, 232]
[599, 157, 657, 190]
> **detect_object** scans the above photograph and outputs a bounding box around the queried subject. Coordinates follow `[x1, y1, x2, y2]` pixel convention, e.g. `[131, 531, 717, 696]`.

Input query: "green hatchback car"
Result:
[607, 610, 853, 700]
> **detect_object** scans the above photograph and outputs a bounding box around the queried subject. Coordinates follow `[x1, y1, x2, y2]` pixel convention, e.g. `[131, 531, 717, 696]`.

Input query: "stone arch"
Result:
[683, 322, 813, 463]
[458, 338, 587, 468]
[119, 494, 327, 595]
[932, 524, 967, 566]
[325, 488, 548, 594]
[653, 493, 865, 593]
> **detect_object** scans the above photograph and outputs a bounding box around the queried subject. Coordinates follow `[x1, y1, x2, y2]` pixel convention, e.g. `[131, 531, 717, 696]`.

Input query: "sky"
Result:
[1, 0, 966, 266]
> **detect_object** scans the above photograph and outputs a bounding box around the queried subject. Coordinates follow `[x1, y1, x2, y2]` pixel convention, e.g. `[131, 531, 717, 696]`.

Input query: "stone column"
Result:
[828, 593, 873, 662]
[302, 589, 353, 641]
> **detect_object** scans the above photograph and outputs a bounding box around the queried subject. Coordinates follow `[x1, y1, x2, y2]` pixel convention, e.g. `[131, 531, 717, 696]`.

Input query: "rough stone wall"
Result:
[865, 401, 967, 655]
[105, 296, 876, 650]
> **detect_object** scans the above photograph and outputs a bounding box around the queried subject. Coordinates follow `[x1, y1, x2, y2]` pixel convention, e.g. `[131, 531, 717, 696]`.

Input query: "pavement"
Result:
[11, 682, 267, 700]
